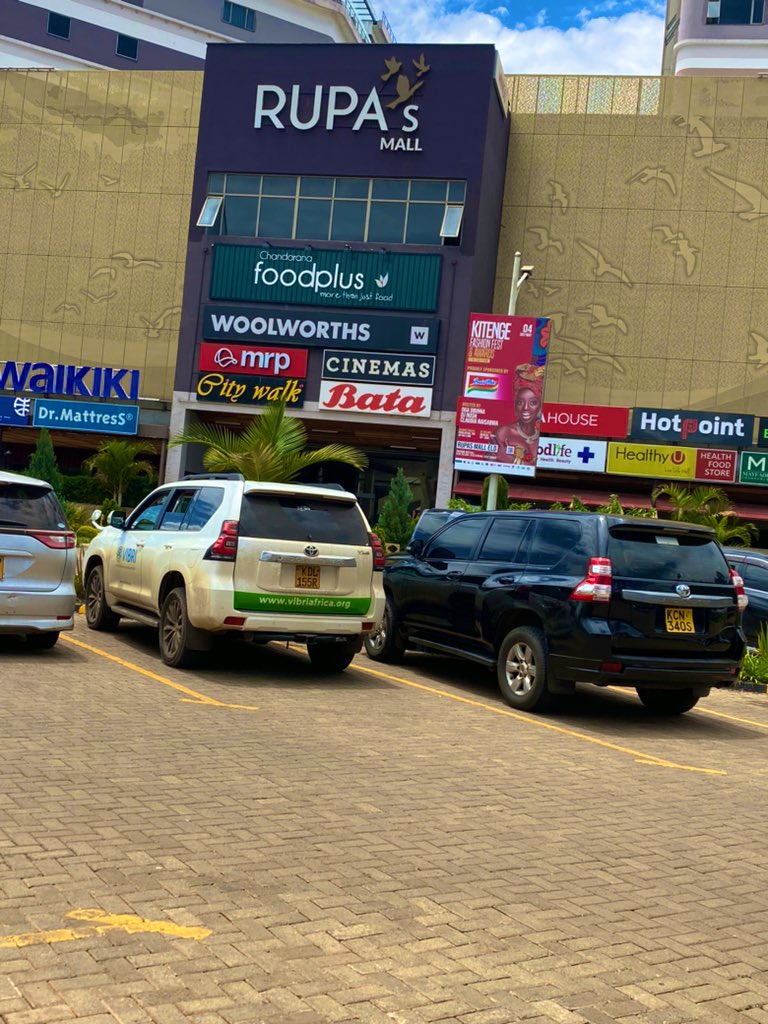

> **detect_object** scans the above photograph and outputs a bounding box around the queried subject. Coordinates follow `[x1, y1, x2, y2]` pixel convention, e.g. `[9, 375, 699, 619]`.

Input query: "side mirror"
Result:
[408, 538, 425, 557]
[107, 510, 126, 529]
[90, 508, 103, 527]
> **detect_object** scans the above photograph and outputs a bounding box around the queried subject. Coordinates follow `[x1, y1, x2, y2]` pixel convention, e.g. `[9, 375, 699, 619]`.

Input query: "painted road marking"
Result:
[0, 909, 211, 948]
[61, 634, 258, 710]
[354, 663, 725, 776]
[604, 684, 768, 730]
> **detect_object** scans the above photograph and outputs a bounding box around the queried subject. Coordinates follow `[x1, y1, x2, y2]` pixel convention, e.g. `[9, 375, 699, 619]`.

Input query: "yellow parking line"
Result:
[61, 634, 258, 711]
[604, 684, 768, 730]
[0, 909, 210, 948]
[354, 663, 725, 776]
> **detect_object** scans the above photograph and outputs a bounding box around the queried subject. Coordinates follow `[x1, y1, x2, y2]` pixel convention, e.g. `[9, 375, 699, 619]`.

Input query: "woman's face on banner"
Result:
[515, 387, 540, 426]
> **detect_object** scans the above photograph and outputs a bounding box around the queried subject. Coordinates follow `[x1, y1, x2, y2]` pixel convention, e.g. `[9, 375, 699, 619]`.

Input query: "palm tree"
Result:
[168, 400, 367, 482]
[652, 482, 757, 546]
[84, 439, 157, 506]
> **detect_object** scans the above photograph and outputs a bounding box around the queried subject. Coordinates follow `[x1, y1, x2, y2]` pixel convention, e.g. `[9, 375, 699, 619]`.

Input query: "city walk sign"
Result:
[210, 244, 442, 312]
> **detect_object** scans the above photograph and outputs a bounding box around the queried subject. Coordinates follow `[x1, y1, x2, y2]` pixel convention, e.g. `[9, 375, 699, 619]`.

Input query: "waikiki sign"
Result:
[210, 244, 442, 312]
[0, 361, 140, 399]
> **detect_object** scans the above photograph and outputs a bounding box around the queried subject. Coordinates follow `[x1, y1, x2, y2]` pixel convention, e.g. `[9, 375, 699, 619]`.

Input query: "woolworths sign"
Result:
[210, 244, 441, 312]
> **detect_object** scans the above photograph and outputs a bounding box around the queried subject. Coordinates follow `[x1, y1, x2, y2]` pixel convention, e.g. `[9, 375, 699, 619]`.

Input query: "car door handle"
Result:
[164, 544, 173, 550]
[496, 576, 517, 585]
[136, 542, 145, 549]
[446, 571, 463, 581]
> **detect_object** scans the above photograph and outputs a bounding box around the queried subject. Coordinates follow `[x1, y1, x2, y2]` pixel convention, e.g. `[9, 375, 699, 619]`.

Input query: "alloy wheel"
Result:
[367, 609, 388, 656]
[86, 570, 103, 624]
[505, 641, 536, 696]
[162, 595, 183, 661]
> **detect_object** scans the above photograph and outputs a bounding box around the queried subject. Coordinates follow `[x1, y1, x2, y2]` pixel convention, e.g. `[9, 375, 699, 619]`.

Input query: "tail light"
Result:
[205, 520, 239, 561]
[730, 568, 748, 612]
[570, 556, 612, 602]
[30, 530, 76, 550]
[369, 531, 386, 571]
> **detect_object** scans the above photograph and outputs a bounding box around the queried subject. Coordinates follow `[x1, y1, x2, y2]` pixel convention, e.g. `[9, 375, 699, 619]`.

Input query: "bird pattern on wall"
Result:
[499, 86, 768, 412]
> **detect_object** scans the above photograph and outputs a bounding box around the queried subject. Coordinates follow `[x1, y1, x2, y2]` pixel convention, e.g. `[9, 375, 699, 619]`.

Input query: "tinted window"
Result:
[527, 519, 589, 572]
[47, 12, 70, 38]
[128, 492, 170, 531]
[0, 483, 66, 530]
[159, 489, 198, 531]
[609, 529, 730, 583]
[742, 562, 768, 590]
[116, 34, 138, 59]
[184, 487, 224, 531]
[427, 518, 486, 560]
[478, 517, 531, 562]
[240, 495, 367, 544]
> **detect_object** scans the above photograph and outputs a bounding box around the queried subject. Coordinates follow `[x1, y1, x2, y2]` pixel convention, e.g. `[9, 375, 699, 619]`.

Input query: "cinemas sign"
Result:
[321, 350, 435, 386]
[202, 306, 439, 354]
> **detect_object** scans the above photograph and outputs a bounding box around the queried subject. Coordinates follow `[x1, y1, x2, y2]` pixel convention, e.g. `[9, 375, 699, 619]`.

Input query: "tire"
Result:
[497, 625, 552, 712]
[25, 632, 59, 650]
[84, 564, 120, 632]
[364, 597, 406, 663]
[307, 637, 361, 674]
[636, 688, 699, 715]
[159, 587, 201, 669]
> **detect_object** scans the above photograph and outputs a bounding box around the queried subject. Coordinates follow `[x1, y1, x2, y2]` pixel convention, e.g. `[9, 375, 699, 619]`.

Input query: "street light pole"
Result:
[486, 251, 529, 511]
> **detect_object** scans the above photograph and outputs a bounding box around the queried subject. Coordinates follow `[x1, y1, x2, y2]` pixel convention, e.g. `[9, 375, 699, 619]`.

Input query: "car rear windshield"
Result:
[608, 527, 730, 584]
[0, 482, 67, 530]
[240, 494, 368, 544]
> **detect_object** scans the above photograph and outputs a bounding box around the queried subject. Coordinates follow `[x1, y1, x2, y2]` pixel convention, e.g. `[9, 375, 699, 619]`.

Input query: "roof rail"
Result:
[183, 472, 245, 481]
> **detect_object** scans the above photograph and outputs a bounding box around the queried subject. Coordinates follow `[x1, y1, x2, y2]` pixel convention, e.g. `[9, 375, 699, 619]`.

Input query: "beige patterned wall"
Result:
[495, 75, 768, 416]
[0, 69, 202, 403]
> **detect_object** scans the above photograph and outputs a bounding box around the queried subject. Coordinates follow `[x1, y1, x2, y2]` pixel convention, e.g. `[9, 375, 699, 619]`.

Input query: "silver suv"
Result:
[83, 474, 385, 670]
[0, 470, 77, 648]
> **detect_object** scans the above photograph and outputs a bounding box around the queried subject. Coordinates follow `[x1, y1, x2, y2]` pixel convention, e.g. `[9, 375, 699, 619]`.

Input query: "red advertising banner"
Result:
[695, 449, 737, 483]
[541, 402, 629, 439]
[199, 343, 308, 377]
[454, 314, 551, 479]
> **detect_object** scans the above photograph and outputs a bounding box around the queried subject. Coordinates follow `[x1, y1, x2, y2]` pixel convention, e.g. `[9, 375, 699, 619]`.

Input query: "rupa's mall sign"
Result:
[254, 52, 433, 153]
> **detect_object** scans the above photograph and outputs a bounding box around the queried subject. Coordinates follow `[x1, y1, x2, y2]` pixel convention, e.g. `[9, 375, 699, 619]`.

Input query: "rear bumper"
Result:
[0, 588, 77, 634]
[550, 652, 741, 690]
[188, 582, 385, 635]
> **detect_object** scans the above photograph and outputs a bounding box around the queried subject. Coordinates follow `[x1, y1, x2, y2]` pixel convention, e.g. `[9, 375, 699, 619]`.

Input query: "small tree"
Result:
[374, 468, 414, 550]
[26, 428, 64, 495]
[84, 439, 156, 506]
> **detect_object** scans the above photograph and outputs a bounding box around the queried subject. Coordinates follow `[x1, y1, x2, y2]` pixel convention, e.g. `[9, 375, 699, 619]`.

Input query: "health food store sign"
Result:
[210, 244, 441, 312]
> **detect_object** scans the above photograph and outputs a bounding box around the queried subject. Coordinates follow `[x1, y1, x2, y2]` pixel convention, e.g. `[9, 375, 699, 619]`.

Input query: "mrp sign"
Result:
[630, 407, 753, 448]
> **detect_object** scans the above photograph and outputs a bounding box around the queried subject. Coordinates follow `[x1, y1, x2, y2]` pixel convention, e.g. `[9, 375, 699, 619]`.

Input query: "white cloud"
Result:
[384, 1, 664, 76]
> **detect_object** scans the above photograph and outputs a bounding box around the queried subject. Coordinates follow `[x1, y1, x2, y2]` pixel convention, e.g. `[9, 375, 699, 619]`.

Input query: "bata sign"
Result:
[254, 52, 432, 153]
[318, 381, 432, 417]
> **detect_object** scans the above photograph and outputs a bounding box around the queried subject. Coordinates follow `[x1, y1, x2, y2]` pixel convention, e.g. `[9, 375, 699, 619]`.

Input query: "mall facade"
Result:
[1, 55, 768, 523]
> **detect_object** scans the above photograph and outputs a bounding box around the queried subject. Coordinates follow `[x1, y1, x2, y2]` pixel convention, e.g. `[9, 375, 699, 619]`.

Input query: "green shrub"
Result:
[374, 468, 415, 549]
[61, 474, 109, 504]
[447, 497, 480, 512]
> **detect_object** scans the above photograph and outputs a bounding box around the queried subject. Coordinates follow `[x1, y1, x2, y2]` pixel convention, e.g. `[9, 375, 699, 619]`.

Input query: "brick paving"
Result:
[1, 618, 768, 1024]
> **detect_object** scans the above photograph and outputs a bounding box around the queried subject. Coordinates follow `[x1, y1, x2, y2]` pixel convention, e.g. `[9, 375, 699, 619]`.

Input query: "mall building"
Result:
[2, 42, 768, 524]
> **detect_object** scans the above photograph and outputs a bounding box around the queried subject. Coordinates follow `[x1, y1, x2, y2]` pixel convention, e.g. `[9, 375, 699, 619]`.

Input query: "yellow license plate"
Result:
[295, 565, 321, 590]
[665, 607, 694, 633]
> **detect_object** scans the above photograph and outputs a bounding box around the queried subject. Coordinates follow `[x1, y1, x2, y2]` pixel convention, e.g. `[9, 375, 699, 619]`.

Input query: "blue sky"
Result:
[384, 0, 666, 75]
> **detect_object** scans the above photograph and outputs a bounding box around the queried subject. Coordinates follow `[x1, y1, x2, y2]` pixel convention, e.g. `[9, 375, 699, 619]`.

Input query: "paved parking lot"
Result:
[2, 618, 768, 1024]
